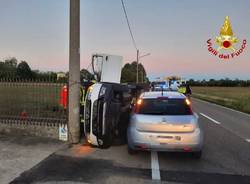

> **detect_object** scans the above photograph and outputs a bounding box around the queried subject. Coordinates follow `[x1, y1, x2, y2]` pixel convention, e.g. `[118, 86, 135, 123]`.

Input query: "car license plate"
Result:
[157, 136, 182, 144]
[175, 136, 181, 141]
[157, 136, 174, 143]
[157, 136, 173, 139]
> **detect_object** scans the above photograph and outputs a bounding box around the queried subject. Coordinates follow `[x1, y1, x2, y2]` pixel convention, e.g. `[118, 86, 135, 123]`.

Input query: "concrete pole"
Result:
[136, 49, 139, 83]
[68, 0, 80, 144]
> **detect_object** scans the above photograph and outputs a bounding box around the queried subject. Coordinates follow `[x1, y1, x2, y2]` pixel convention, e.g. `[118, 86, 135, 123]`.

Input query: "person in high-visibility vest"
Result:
[79, 81, 96, 123]
[80, 86, 85, 106]
[80, 86, 85, 124]
[178, 84, 186, 94]
[185, 83, 192, 99]
[59, 82, 95, 137]
[59, 82, 92, 111]
[178, 83, 192, 98]
[79, 81, 96, 137]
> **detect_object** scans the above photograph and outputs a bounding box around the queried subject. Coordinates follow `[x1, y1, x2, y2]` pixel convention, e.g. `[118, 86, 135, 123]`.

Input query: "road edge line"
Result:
[200, 113, 221, 125]
[151, 151, 161, 181]
[200, 111, 250, 143]
[246, 139, 250, 143]
[194, 98, 250, 118]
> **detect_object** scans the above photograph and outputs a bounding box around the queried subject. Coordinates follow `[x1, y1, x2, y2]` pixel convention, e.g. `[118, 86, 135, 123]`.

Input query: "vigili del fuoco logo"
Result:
[207, 16, 246, 60]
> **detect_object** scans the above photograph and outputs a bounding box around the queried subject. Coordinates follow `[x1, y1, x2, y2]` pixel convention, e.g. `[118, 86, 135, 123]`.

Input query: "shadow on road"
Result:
[11, 153, 250, 184]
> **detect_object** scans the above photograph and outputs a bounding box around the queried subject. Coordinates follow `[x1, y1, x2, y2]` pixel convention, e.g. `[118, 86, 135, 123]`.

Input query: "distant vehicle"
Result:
[127, 91, 203, 158]
[168, 78, 186, 91]
[169, 81, 179, 91]
[150, 81, 170, 91]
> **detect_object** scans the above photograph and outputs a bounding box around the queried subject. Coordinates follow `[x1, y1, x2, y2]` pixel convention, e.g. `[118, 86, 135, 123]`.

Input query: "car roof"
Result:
[140, 91, 186, 99]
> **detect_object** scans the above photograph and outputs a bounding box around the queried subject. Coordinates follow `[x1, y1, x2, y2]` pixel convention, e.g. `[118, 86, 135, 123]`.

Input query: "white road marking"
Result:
[194, 98, 250, 118]
[196, 101, 250, 143]
[151, 151, 161, 181]
[200, 112, 250, 143]
[200, 113, 221, 125]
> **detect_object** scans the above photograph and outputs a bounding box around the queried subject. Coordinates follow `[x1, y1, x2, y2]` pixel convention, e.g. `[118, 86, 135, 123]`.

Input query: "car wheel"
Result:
[192, 151, 202, 159]
[127, 145, 137, 155]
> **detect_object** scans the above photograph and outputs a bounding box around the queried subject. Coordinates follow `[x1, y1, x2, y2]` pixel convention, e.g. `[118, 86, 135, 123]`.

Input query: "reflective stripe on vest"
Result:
[80, 86, 85, 106]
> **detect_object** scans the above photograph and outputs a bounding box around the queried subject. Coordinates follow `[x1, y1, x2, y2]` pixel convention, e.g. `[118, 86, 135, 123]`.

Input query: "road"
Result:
[10, 98, 250, 184]
[0, 136, 65, 184]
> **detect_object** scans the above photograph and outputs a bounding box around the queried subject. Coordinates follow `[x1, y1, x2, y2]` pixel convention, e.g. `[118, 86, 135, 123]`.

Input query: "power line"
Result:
[120, 0, 138, 51]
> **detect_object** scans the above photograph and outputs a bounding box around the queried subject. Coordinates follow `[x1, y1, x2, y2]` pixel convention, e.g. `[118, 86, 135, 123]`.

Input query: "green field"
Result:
[0, 82, 66, 120]
[192, 87, 250, 114]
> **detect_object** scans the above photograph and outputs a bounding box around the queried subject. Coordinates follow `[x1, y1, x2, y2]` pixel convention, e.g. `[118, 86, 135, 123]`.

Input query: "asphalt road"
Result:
[10, 98, 250, 184]
[0, 136, 65, 184]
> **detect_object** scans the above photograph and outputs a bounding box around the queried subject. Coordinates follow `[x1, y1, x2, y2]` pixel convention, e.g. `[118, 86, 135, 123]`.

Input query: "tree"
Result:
[0, 57, 18, 78]
[121, 63, 135, 83]
[121, 61, 148, 83]
[4, 57, 17, 69]
[0, 61, 5, 78]
[33, 71, 58, 81]
[138, 63, 148, 83]
[16, 61, 33, 79]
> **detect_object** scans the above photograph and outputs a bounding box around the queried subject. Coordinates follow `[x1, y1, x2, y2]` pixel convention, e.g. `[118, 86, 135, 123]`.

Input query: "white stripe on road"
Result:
[200, 113, 221, 125]
[194, 98, 250, 118]
[151, 151, 161, 181]
[199, 112, 250, 144]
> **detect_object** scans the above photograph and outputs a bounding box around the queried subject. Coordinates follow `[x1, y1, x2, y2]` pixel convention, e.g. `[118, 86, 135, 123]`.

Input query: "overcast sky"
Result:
[0, 0, 250, 80]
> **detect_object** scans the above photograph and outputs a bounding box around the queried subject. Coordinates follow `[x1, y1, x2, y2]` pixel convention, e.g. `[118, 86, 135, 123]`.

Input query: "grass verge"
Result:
[192, 87, 250, 114]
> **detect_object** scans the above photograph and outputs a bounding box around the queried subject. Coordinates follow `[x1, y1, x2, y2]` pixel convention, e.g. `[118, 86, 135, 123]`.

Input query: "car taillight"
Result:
[185, 98, 191, 106]
[183, 147, 192, 152]
[133, 99, 143, 113]
[135, 144, 147, 150]
[137, 99, 143, 105]
[185, 98, 193, 114]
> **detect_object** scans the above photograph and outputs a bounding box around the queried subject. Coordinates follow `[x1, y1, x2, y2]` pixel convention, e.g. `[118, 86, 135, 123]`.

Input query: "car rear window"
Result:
[136, 98, 192, 115]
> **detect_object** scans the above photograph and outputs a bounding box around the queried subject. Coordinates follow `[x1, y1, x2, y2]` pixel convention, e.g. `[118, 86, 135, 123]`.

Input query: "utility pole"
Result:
[68, 0, 80, 144]
[136, 49, 139, 83]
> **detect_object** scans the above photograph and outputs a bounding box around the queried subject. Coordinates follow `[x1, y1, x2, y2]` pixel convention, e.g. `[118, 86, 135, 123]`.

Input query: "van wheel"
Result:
[127, 146, 137, 155]
[192, 151, 202, 159]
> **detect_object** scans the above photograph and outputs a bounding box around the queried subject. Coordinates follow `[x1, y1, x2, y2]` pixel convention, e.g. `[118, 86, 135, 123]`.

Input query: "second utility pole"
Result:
[136, 49, 139, 83]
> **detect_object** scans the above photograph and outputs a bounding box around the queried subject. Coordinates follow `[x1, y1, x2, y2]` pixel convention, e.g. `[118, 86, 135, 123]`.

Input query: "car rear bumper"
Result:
[127, 127, 203, 152]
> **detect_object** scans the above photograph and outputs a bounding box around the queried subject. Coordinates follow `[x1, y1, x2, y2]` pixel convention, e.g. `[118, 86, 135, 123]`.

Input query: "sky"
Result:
[0, 0, 250, 80]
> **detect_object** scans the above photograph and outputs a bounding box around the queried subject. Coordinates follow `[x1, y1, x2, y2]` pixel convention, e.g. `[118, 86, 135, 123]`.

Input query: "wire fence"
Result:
[0, 78, 67, 124]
